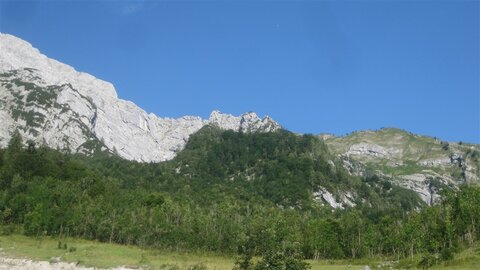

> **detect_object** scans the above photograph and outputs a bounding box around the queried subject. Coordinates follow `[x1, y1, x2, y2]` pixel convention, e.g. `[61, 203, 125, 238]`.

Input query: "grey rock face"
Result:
[313, 187, 356, 209]
[396, 173, 446, 206]
[339, 155, 368, 177]
[0, 33, 281, 162]
[346, 142, 397, 159]
[323, 128, 480, 205]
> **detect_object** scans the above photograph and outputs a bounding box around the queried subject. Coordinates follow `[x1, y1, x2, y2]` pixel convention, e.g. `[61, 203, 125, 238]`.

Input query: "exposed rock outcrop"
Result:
[323, 128, 480, 204]
[0, 33, 280, 162]
[313, 188, 356, 209]
[346, 142, 400, 159]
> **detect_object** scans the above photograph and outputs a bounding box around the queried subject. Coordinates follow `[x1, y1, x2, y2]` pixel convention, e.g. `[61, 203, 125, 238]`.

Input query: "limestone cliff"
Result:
[0, 33, 280, 162]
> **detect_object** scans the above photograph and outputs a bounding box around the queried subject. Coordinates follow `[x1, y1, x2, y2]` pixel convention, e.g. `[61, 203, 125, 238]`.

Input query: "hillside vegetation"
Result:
[324, 128, 480, 182]
[0, 127, 479, 269]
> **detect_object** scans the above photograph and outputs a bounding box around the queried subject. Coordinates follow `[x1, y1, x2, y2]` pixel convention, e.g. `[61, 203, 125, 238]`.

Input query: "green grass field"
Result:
[0, 234, 478, 270]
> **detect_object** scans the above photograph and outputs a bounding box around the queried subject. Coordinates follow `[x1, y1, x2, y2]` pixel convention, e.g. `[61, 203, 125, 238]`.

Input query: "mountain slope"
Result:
[0, 33, 280, 162]
[1, 127, 479, 263]
[322, 128, 480, 204]
[0, 33, 479, 206]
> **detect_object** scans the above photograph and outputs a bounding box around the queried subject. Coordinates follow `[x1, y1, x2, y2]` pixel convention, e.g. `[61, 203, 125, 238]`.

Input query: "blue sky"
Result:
[1, 0, 479, 143]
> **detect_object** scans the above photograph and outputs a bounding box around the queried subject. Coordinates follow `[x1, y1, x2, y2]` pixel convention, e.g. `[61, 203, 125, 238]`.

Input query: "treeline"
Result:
[0, 128, 479, 265]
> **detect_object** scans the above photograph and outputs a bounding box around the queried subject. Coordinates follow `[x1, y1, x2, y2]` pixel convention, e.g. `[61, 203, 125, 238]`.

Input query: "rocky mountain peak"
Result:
[208, 110, 280, 132]
[0, 33, 118, 101]
[0, 33, 280, 162]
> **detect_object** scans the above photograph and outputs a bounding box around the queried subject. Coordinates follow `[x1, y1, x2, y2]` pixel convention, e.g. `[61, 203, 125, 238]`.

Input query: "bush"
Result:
[233, 254, 253, 270]
[253, 250, 310, 270]
[418, 253, 437, 269]
[441, 141, 449, 151]
[0, 225, 16, 235]
[440, 248, 454, 261]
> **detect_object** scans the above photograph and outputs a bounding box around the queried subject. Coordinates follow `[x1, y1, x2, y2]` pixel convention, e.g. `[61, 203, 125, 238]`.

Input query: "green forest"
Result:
[0, 127, 479, 269]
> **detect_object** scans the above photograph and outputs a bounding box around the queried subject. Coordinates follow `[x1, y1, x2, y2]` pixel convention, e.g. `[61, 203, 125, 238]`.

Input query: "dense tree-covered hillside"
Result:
[0, 127, 479, 267]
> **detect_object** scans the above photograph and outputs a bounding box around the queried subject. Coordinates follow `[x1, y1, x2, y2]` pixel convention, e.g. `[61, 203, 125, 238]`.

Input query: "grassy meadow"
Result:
[0, 234, 479, 270]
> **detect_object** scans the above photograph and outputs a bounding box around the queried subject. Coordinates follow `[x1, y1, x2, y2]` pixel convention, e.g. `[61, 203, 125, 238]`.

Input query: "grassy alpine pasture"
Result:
[0, 234, 479, 270]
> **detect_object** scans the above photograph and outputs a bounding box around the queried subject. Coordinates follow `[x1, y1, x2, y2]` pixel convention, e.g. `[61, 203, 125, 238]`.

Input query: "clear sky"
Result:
[1, 0, 479, 143]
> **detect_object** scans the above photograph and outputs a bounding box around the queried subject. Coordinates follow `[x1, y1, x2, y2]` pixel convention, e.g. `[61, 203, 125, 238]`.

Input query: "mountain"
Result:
[1, 124, 479, 263]
[0, 33, 478, 207]
[322, 128, 480, 204]
[0, 33, 280, 162]
[1, 33, 480, 269]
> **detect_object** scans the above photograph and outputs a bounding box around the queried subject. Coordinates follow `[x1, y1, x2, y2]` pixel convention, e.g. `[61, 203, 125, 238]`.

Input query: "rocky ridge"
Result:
[0, 33, 280, 162]
[1, 33, 479, 208]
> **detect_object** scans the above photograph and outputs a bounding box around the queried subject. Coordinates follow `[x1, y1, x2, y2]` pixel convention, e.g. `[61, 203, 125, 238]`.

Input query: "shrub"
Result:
[440, 248, 454, 261]
[441, 142, 449, 151]
[253, 250, 310, 270]
[418, 253, 437, 269]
